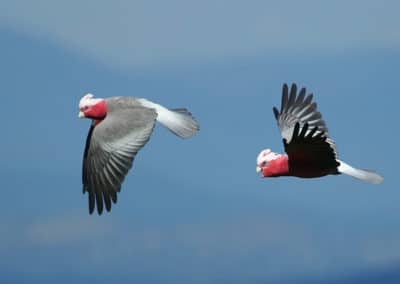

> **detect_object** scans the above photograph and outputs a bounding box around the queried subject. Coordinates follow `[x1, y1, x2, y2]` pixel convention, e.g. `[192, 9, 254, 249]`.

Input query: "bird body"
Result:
[256, 84, 383, 184]
[79, 94, 199, 214]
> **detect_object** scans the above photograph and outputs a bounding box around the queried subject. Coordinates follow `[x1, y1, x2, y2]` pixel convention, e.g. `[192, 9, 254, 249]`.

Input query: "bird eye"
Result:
[262, 161, 267, 166]
[84, 106, 89, 110]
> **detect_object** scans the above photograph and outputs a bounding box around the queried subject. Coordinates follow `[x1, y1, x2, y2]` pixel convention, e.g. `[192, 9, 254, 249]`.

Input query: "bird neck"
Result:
[92, 118, 105, 126]
[262, 155, 289, 177]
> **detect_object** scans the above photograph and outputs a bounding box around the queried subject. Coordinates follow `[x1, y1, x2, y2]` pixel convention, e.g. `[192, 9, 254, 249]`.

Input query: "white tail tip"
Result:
[338, 160, 384, 185]
[137, 99, 199, 138]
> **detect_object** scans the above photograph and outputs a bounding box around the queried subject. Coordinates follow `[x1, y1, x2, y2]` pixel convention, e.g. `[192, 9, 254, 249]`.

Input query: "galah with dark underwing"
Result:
[79, 94, 199, 215]
[256, 83, 383, 184]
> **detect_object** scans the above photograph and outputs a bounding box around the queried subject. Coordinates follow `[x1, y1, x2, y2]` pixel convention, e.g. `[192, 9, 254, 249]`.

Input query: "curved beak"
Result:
[78, 111, 85, 118]
[256, 166, 262, 173]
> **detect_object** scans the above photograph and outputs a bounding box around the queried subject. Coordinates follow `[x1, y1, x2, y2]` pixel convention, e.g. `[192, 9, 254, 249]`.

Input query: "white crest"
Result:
[257, 149, 281, 165]
[79, 93, 103, 109]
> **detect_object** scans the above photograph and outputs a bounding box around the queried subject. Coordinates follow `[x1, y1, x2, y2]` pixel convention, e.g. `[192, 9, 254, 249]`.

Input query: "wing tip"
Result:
[273, 107, 279, 119]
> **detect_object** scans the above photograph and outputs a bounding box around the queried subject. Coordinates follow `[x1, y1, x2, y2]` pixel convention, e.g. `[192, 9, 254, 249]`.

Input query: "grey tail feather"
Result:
[172, 108, 193, 116]
[337, 160, 384, 185]
[165, 108, 200, 138]
[136, 98, 200, 139]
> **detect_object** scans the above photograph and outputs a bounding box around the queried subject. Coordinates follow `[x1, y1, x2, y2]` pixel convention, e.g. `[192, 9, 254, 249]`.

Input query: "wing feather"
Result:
[82, 103, 157, 214]
[281, 84, 289, 113]
[287, 84, 297, 112]
[88, 191, 95, 214]
[273, 83, 339, 172]
[295, 88, 306, 107]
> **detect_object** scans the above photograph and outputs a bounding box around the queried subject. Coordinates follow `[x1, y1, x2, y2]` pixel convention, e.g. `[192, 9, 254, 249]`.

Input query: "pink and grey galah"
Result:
[79, 94, 199, 215]
[256, 83, 383, 184]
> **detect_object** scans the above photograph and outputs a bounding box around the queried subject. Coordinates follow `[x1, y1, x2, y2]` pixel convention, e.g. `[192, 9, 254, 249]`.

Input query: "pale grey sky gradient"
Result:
[1, 0, 399, 69]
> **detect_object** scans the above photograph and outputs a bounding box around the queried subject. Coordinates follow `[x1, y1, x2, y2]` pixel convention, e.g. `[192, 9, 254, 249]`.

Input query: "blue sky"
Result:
[0, 1, 399, 283]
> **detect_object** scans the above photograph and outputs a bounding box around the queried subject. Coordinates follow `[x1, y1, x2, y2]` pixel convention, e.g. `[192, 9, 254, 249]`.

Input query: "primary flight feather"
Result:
[79, 94, 199, 215]
[256, 83, 383, 184]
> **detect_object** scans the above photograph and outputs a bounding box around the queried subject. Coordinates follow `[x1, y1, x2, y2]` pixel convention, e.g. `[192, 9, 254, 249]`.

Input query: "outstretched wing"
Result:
[82, 105, 157, 215]
[273, 83, 339, 170]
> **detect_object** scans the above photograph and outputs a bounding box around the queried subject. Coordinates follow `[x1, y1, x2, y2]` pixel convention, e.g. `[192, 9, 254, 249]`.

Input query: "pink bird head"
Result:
[256, 148, 288, 177]
[257, 149, 278, 169]
[78, 93, 107, 119]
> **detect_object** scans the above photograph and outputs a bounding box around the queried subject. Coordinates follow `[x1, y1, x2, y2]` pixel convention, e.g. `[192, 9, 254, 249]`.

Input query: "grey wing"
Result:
[273, 83, 338, 167]
[82, 106, 157, 215]
[273, 83, 328, 143]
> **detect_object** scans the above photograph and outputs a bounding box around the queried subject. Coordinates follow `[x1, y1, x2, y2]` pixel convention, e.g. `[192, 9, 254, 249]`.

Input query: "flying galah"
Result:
[256, 83, 383, 184]
[79, 94, 199, 215]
